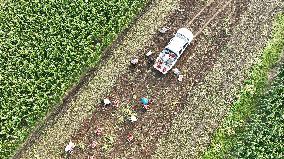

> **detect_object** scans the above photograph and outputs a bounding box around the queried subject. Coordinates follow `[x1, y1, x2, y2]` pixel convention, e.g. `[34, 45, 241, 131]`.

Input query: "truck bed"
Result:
[153, 49, 178, 74]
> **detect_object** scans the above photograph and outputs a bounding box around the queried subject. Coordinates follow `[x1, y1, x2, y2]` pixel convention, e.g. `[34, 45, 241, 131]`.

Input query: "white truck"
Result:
[153, 28, 194, 74]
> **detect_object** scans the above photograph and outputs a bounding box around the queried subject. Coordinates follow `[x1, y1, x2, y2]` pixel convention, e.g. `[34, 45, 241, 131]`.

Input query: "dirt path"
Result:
[154, 0, 284, 158]
[15, 0, 179, 158]
[68, 0, 251, 158]
[15, 0, 284, 158]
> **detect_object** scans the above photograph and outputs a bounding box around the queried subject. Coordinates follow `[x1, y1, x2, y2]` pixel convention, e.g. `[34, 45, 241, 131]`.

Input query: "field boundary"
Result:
[15, 0, 180, 158]
[202, 13, 284, 159]
[12, 0, 154, 158]
[11, 0, 284, 158]
[154, 1, 283, 158]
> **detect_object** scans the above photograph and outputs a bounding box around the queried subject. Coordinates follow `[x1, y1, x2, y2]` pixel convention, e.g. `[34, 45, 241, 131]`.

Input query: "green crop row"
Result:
[203, 13, 284, 159]
[0, 0, 147, 158]
[228, 64, 284, 158]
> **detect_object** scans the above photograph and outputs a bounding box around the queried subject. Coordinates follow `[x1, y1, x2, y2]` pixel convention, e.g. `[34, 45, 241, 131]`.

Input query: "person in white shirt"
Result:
[159, 26, 170, 34]
[65, 141, 75, 154]
[130, 58, 138, 66]
[172, 68, 180, 76]
[129, 115, 137, 122]
[103, 98, 111, 107]
[178, 75, 184, 82]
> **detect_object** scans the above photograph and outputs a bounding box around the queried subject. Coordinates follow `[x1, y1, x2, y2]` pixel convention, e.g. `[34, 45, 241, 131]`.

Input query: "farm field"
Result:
[8, 0, 284, 159]
[229, 63, 284, 158]
[227, 63, 284, 158]
[153, 1, 284, 158]
[0, 0, 148, 158]
[203, 14, 284, 159]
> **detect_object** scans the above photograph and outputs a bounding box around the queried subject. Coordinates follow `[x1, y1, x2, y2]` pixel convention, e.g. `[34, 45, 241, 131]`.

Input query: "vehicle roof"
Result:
[165, 28, 193, 54]
[166, 36, 187, 54]
[177, 28, 194, 41]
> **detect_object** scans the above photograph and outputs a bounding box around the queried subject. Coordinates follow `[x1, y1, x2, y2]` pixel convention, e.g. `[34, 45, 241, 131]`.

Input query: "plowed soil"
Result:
[14, 0, 284, 158]
[67, 0, 250, 158]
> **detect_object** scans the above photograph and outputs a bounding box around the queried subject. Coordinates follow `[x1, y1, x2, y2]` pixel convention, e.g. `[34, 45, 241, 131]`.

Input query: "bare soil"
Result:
[15, 0, 283, 158]
[13, 0, 178, 158]
[154, 1, 284, 158]
[67, 0, 250, 158]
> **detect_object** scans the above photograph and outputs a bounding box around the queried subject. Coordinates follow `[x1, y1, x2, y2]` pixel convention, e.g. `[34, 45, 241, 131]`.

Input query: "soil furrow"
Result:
[69, 0, 245, 158]
[15, 0, 180, 158]
[15, 0, 283, 158]
[154, 0, 284, 158]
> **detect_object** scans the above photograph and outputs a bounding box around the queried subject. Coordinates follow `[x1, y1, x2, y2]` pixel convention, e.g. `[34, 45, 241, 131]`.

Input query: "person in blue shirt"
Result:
[140, 97, 149, 105]
[140, 97, 152, 110]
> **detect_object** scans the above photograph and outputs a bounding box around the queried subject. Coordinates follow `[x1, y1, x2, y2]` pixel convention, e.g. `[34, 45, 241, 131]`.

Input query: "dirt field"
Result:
[14, 0, 179, 158]
[14, 0, 284, 158]
[154, 1, 284, 158]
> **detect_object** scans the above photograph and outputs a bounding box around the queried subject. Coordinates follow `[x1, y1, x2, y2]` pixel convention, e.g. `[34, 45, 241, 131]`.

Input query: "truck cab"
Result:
[153, 28, 193, 74]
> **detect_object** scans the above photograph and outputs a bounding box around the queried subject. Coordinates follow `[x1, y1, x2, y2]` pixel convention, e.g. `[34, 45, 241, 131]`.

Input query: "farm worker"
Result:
[130, 58, 139, 66]
[103, 98, 111, 106]
[112, 99, 119, 108]
[65, 140, 75, 154]
[88, 155, 95, 159]
[140, 97, 149, 105]
[159, 26, 170, 34]
[178, 75, 184, 82]
[140, 97, 152, 110]
[131, 105, 138, 110]
[145, 50, 155, 64]
[172, 68, 180, 76]
[90, 141, 97, 149]
[129, 115, 137, 122]
[148, 56, 155, 64]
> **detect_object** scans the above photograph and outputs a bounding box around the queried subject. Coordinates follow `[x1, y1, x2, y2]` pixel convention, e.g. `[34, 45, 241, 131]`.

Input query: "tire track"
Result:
[186, 0, 215, 26]
[154, 0, 283, 158]
[193, 0, 234, 37]
[69, 0, 237, 158]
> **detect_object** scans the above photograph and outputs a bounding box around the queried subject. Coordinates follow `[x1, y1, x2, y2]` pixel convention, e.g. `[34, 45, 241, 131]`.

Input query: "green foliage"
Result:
[0, 0, 147, 158]
[203, 13, 284, 159]
[229, 66, 284, 158]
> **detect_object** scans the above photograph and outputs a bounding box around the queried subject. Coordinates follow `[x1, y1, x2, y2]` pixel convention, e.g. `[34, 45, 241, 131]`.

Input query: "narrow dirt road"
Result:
[15, 0, 284, 158]
[154, 0, 284, 158]
[68, 0, 252, 158]
[15, 0, 179, 158]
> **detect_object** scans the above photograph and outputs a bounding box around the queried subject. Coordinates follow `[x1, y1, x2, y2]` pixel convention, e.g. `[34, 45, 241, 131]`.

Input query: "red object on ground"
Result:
[112, 99, 119, 108]
[127, 133, 134, 142]
[90, 141, 97, 149]
[131, 105, 137, 110]
[157, 60, 162, 68]
[143, 105, 150, 110]
[95, 127, 103, 136]
[169, 53, 176, 58]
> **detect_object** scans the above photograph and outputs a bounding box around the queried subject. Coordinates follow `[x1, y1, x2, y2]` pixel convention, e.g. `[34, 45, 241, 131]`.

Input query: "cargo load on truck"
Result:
[153, 28, 193, 74]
